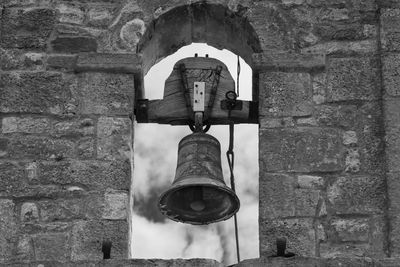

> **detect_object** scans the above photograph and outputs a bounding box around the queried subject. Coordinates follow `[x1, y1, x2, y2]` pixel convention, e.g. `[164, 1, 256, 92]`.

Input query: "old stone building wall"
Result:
[1, 0, 400, 266]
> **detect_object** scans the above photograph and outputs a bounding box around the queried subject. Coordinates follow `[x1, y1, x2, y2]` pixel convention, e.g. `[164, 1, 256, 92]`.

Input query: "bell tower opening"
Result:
[132, 43, 259, 265]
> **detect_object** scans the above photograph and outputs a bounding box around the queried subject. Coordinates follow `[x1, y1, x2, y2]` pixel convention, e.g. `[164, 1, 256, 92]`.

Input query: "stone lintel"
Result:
[252, 52, 326, 72]
[75, 53, 143, 74]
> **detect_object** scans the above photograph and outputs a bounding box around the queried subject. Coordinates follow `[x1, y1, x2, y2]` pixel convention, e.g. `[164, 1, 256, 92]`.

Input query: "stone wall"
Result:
[1, 0, 400, 266]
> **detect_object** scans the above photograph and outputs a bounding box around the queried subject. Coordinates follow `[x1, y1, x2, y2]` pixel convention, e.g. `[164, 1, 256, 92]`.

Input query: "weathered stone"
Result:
[326, 57, 381, 102]
[120, 19, 146, 50]
[301, 40, 377, 55]
[259, 173, 296, 219]
[51, 37, 98, 53]
[343, 130, 358, 145]
[259, 72, 312, 117]
[320, 243, 370, 258]
[297, 175, 324, 189]
[32, 233, 70, 261]
[0, 49, 45, 70]
[87, 5, 114, 27]
[97, 117, 131, 161]
[0, 161, 28, 197]
[52, 118, 95, 138]
[56, 3, 85, 25]
[14, 235, 34, 261]
[314, 104, 358, 129]
[38, 160, 130, 191]
[3, 136, 75, 160]
[103, 191, 128, 220]
[260, 218, 317, 257]
[0, 72, 76, 115]
[258, 117, 294, 129]
[327, 175, 386, 215]
[312, 72, 327, 104]
[260, 173, 322, 219]
[75, 53, 142, 73]
[0, 199, 16, 262]
[20, 202, 39, 222]
[71, 220, 128, 261]
[47, 55, 78, 71]
[76, 137, 95, 159]
[381, 9, 400, 52]
[384, 99, 400, 172]
[252, 53, 325, 71]
[1, 8, 56, 49]
[389, 215, 400, 257]
[2, 117, 50, 134]
[296, 117, 318, 126]
[77, 73, 134, 115]
[383, 53, 400, 96]
[331, 218, 369, 242]
[345, 147, 361, 173]
[259, 128, 343, 172]
[39, 193, 103, 222]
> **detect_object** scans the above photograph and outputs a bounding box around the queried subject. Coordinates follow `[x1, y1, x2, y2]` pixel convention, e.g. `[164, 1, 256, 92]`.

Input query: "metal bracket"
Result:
[220, 99, 243, 111]
[134, 99, 149, 123]
[193, 82, 205, 112]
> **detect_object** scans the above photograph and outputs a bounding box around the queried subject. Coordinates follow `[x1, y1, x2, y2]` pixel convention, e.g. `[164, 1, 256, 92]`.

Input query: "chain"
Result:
[226, 108, 240, 263]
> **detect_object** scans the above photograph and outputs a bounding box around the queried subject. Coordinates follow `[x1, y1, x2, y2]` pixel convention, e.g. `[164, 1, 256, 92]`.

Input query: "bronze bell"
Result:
[158, 132, 240, 225]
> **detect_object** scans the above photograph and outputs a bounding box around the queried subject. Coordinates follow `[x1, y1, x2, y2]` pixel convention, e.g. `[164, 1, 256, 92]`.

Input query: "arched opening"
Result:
[132, 43, 259, 265]
[131, 3, 261, 264]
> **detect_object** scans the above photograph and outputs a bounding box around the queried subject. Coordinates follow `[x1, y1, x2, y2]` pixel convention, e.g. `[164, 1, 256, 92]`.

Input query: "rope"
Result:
[226, 111, 240, 263]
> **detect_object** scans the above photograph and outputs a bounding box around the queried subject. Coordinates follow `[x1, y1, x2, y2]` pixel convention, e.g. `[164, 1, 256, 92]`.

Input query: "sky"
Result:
[132, 43, 259, 265]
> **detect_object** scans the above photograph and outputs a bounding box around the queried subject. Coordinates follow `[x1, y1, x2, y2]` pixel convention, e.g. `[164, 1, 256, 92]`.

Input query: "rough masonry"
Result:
[1, 0, 400, 266]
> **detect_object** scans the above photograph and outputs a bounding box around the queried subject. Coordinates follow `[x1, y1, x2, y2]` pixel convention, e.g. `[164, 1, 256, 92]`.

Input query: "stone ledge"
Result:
[252, 52, 326, 72]
[3, 257, 400, 267]
[75, 53, 143, 74]
[0, 259, 222, 267]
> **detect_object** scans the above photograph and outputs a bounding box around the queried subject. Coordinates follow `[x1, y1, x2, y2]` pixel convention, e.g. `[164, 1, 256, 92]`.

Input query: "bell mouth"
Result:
[158, 177, 240, 225]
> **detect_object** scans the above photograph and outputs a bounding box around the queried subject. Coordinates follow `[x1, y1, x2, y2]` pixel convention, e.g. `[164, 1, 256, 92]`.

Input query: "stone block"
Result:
[32, 233, 70, 261]
[389, 215, 400, 257]
[0, 72, 76, 115]
[2, 117, 50, 134]
[77, 73, 134, 115]
[260, 218, 317, 257]
[252, 53, 325, 72]
[103, 191, 128, 220]
[320, 243, 370, 258]
[383, 53, 400, 96]
[1, 8, 56, 49]
[38, 160, 130, 191]
[0, 199, 16, 262]
[56, 2, 85, 25]
[76, 137, 95, 159]
[301, 40, 377, 55]
[38, 192, 103, 222]
[51, 118, 95, 138]
[0, 49, 45, 70]
[314, 104, 358, 129]
[260, 173, 322, 219]
[387, 172, 400, 214]
[51, 36, 98, 54]
[259, 128, 343, 172]
[20, 202, 39, 222]
[297, 175, 324, 189]
[384, 100, 400, 173]
[259, 72, 312, 117]
[381, 9, 400, 52]
[75, 53, 142, 74]
[326, 57, 381, 102]
[97, 117, 132, 161]
[327, 175, 386, 215]
[0, 161, 28, 197]
[71, 220, 128, 261]
[259, 173, 296, 219]
[87, 5, 114, 27]
[4, 135, 75, 160]
[47, 55, 78, 71]
[331, 218, 369, 242]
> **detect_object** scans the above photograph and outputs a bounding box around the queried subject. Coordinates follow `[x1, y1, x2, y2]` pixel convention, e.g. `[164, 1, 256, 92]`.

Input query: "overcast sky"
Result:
[132, 43, 259, 265]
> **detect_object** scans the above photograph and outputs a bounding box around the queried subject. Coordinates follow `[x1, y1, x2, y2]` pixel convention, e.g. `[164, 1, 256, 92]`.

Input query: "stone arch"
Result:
[136, 2, 262, 75]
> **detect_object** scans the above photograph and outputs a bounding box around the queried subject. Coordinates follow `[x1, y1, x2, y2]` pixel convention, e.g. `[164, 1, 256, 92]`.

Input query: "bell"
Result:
[158, 132, 240, 225]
